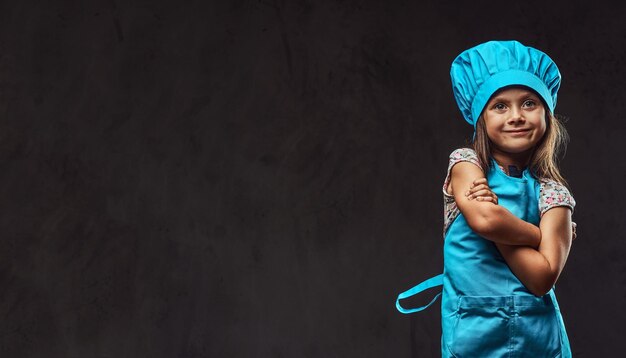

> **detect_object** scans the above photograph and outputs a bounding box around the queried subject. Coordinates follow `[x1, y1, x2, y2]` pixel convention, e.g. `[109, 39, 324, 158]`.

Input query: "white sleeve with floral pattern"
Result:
[442, 148, 482, 238]
[538, 179, 576, 218]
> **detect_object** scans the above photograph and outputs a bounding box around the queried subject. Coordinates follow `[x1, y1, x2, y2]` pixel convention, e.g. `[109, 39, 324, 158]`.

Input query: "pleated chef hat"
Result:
[450, 40, 561, 137]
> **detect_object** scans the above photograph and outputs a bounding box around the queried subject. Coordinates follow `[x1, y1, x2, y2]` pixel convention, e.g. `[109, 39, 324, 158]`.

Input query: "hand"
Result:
[465, 178, 498, 205]
[572, 222, 577, 241]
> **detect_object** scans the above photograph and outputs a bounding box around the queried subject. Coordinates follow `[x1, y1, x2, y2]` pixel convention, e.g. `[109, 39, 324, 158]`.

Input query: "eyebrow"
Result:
[490, 92, 538, 103]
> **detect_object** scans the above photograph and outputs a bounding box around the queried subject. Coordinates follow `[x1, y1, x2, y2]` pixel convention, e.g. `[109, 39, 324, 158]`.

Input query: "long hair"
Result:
[468, 112, 573, 193]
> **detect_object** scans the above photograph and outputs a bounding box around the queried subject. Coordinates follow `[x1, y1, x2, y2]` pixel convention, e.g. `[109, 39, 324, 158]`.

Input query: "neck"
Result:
[491, 148, 533, 175]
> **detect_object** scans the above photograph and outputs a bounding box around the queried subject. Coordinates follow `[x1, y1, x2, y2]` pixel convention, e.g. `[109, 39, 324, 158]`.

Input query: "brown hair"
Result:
[467, 112, 573, 193]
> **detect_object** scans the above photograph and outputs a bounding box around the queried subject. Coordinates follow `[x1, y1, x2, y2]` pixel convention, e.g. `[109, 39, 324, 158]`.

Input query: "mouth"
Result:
[505, 129, 531, 133]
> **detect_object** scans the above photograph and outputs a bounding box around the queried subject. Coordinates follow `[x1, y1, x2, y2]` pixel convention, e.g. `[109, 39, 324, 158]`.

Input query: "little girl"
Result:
[396, 40, 577, 357]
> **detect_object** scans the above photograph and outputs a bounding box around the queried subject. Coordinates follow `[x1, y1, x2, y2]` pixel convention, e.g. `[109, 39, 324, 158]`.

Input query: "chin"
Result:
[493, 141, 536, 154]
[502, 145, 536, 154]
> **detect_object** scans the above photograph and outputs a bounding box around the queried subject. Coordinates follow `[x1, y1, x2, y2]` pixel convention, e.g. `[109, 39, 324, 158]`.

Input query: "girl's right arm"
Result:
[450, 161, 541, 248]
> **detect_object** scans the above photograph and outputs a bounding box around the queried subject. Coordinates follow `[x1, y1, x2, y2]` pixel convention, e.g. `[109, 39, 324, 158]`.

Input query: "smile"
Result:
[506, 129, 531, 135]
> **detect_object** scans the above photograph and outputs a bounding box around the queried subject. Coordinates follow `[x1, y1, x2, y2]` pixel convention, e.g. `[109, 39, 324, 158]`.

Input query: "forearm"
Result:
[477, 205, 541, 248]
[494, 242, 555, 296]
[492, 207, 573, 297]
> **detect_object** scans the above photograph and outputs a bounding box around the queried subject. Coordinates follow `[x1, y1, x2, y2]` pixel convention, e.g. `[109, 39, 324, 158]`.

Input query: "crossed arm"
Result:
[450, 162, 574, 297]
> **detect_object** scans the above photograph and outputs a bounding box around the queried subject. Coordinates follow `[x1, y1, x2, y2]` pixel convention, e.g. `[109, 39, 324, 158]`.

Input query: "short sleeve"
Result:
[442, 148, 483, 238]
[442, 148, 483, 198]
[539, 179, 576, 217]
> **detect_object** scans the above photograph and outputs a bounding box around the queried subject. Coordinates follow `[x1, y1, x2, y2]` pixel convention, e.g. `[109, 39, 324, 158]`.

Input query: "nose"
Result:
[508, 106, 525, 124]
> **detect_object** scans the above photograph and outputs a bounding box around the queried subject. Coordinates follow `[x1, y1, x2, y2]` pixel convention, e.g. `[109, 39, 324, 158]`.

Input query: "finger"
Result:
[476, 195, 497, 204]
[470, 184, 489, 191]
[476, 184, 491, 192]
[471, 192, 498, 205]
[467, 184, 490, 196]
[474, 195, 496, 203]
[468, 189, 494, 199]
[471, 178, 488, 188]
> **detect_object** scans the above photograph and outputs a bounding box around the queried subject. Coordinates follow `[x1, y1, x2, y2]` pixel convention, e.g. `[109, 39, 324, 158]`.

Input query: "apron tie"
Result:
[396, 274, 443, 314]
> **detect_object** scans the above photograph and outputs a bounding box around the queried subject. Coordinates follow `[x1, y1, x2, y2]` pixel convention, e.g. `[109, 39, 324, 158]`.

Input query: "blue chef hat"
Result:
[450, 40, 561, 138]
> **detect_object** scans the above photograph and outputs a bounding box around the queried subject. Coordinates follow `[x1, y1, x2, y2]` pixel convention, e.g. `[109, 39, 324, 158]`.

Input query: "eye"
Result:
[522, 99, 537, 108]
[493, 103, 507, 111]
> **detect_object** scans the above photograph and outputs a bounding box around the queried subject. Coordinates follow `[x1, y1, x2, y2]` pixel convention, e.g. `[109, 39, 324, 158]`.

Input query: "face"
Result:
[482, 86, 547, 155]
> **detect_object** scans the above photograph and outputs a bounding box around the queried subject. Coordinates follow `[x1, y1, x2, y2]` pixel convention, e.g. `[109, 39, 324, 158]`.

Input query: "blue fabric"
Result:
[396, 274, 442, 314]
[449, 40, 561, 135]
[396, 157, 572, 357]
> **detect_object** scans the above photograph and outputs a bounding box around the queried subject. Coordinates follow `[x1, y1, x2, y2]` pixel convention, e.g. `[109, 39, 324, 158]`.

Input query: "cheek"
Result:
[484, 117, 501, 137]
[532, 117, 547, 141]
[536, 115, 547, 132]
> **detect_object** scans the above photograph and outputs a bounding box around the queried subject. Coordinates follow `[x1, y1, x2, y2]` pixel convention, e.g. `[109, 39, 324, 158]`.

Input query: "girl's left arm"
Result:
[495, 206, 573, 297]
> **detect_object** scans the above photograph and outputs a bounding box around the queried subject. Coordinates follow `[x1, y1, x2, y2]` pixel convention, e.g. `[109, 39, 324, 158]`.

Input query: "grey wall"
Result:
[1, 0, 623, 357]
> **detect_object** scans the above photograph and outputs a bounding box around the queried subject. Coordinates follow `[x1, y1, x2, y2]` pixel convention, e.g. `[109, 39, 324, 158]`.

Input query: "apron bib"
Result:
[396, 157, 572, 357]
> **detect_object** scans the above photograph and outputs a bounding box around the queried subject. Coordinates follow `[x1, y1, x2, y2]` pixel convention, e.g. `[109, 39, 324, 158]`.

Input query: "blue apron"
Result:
[396, 157, 572, 357]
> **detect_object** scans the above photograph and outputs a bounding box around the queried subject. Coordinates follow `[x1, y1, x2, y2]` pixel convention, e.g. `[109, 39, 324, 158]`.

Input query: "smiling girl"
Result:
[396, 40, 577, 357]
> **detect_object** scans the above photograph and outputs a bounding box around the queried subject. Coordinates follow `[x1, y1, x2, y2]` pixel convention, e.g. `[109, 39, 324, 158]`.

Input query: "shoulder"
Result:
[538, 178, 577, 217]
[444, 148, 483, 196]
[449, 147, 479, 161]
[444, 148, 493, 235]
[443, 148, 481, 235]
[448, 147, 482, 170]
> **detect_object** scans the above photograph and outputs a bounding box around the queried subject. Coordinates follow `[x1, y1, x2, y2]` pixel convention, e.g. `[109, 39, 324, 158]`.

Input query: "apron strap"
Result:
[396, 274, 443, 314]
[548, 286, 573, 357]
[548, 286, 561, 311]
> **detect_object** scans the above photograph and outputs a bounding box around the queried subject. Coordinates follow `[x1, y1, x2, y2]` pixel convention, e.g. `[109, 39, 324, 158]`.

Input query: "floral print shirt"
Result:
[442, 148, 577, 238]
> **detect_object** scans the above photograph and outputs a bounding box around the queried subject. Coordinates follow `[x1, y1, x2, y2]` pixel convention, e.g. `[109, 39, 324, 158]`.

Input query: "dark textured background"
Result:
[1, 1, 623, 357]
